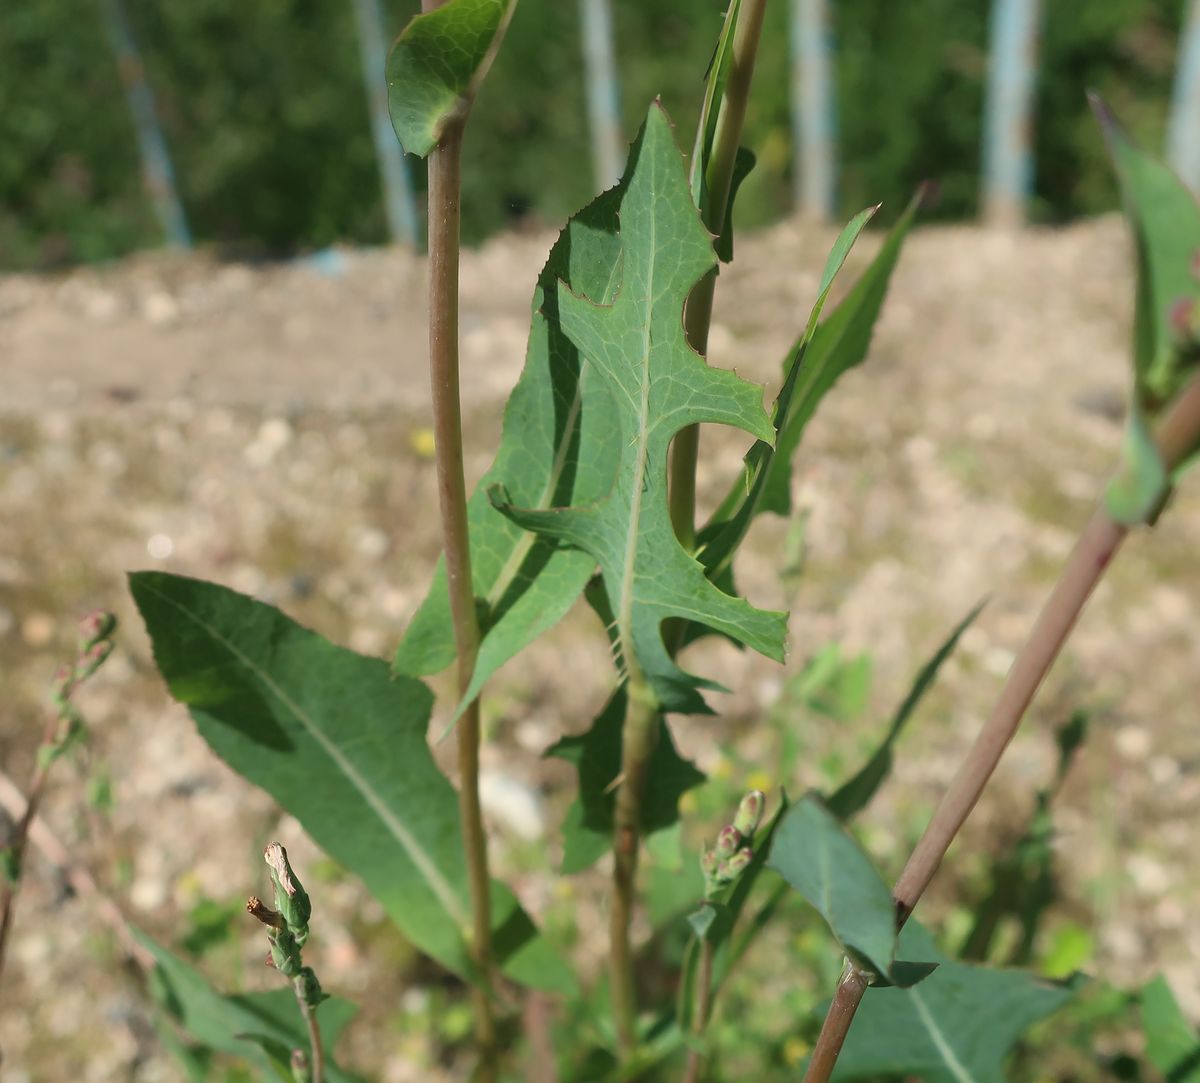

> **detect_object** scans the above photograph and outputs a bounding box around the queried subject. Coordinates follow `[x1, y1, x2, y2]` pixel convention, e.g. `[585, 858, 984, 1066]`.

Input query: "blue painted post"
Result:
[982, 0, 1041, 227]
[97, 0, 190, 249]
[352, 0, 420, 247]
[790, 0, 836, 220]
[579, 0, 623, 192]
[1169, 0, 1200, 194]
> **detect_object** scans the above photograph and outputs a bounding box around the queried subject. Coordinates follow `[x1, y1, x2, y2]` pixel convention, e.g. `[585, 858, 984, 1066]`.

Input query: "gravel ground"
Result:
[1, 213, 1198, 1081]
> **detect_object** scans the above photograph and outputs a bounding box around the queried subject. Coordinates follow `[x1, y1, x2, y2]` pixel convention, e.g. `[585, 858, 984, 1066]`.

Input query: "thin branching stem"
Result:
[802, 373, 1200, 1083]
[680, 938, 715, 1083]
[669, 0, 770, 549]
[422, 10, 496, 1065]
[298, 995, 326, 1083]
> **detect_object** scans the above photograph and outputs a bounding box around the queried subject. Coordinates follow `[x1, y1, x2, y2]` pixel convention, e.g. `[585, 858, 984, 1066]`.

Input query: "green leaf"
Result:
[828, 601, 984, 820]
[493, 104, 785, 713]
[694, 202, 884, 590]
[1091, 94, 1200, 415]
[827, 921, 1078, 1083]
[1105, 406, 1170, 526]
[386, 0, 514, 157]
[135, 927, 363, 1082]
[1143, 976, 1200, 1083]
[768, 794, 932, 986]
[130, 572, 571, 995]
[393, 180, 625, 720]
[548, 686, 705, 873]
[761, 188, 922, 517]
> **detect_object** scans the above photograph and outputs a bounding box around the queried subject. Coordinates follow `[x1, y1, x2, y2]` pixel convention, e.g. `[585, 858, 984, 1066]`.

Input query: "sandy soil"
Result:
[1, 214, 1197, 1081]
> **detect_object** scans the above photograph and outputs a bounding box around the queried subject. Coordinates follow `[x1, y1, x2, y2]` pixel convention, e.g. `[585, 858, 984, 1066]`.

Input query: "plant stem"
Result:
[801, 372, 1200, 1083]
[680, 938, 715, 1083]
[669, 0, 769, 549]
[0, 708, 63, 989]
[610, 672, 660, 1058]
[296, 994, 325, 1083]
[423, 39, 497, 1070]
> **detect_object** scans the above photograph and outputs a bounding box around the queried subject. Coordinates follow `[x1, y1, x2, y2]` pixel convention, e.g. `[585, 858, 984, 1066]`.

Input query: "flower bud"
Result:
[733, 790, 766, 838]
[264, 842, 311, 942]
[291, 1050, 311, 1083]
[75, 639, 114, 681]
[700, 848, 719, 879]
[714, 825, 741, 859]
[719, 847, 754, 881]
[77, 610, 116, 652]
[294, 966, 326, 1010]
[1169, 297, 1197, 342]
[267, 928, 303, 978]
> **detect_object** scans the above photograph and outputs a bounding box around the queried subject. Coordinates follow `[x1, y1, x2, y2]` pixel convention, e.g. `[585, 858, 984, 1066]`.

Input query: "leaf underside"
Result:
[386, 0, 514, 157]
[130, 572, 572, 995]
[494, 103, 785, 714]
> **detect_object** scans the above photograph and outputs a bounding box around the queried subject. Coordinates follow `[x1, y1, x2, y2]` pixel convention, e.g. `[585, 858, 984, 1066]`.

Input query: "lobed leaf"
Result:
[135, 928, 363, 1082]
[827, 921, 1078, 1082]
[493, 104, 785, 714]
[394, 169, 626, 724]
[547, 686, 704, 873]
[768, 793, 933, 986]
[386, 0, 515, 157]
[827, 601, 984, 821]
[130, 572, 571, 994]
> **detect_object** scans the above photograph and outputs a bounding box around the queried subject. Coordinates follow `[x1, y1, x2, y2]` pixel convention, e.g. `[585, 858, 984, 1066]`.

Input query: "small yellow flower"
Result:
[783, 1036, 810, 1066]
[409, 427, 436, 459]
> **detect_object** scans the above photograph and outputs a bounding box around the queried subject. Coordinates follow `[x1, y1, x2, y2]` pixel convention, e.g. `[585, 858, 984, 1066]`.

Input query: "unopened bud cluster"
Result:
[248, 843, 325, 1013]
[41, 610, 118, 771]
[700, 789, 765, 898]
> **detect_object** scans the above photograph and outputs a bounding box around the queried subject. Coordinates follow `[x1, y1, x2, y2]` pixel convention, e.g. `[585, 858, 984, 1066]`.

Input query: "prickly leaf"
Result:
[493, 104, 785, 713]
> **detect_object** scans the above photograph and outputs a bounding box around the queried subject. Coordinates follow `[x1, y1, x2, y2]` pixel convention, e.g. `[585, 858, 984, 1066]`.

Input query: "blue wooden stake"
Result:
[982, 0, 1041, 227]
[353, 0, 420, 247]
[1169, 0, 1200, 194]
[790, 0, 836, 220]
[98, 0, 190, 249]
[579, 0, 623, 192]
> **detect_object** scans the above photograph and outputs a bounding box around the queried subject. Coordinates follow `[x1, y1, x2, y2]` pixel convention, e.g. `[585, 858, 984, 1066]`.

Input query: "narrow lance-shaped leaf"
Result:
[393, 171, 625, 724]
[135, 928, 364, 1083]
[493, 103, 786, 714]
[130, 572, 572, 995]
[696, 203, 881, 583]
[759, 187, 924, 517]
[387, 0, 515, 157]
[828, 600, 984, 821]
[826, 921, 1078, 1083]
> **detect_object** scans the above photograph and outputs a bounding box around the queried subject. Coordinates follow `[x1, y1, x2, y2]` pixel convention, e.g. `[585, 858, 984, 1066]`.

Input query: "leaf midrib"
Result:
[140, 579, 469, 930]
[909, 984, 977, 1083]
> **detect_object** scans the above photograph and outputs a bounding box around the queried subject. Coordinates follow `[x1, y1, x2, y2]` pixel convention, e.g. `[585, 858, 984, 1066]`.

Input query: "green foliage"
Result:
[1142, 976, 1200, 1083]
[394, 179, 623, 711]
[768, 794, 934, 987]
[826, 921, 1077, 1082]
[493, 104, 785, 713]
[0, 0, 1188, 268]
[129, 571, 571, 994]
[136, 928, 363, 1082]
[547, 687, 704, 873]
[387, 0, 514, 156]
[828, 601, 983, 820]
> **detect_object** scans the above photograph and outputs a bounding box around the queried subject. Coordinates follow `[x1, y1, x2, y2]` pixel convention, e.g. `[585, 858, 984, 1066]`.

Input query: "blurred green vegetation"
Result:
[0, 0, 1187, 269]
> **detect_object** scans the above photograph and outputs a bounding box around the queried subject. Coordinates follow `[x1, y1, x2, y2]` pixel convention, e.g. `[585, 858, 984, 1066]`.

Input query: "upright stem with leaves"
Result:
[608, 0, 770, 1059]
[422, 37, 497, 1080]
[802, 375, 1200, 1083]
